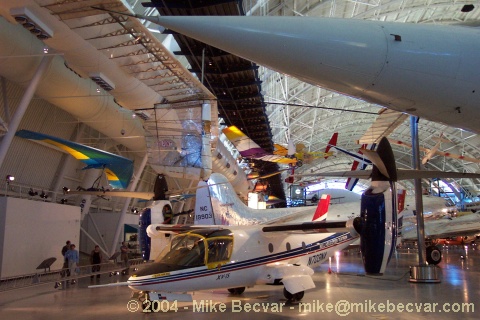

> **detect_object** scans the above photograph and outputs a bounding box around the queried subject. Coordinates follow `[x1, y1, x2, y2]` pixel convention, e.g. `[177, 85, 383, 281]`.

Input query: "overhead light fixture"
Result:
[28, 188, 38, 197]
[10, 7, 54, 40]
[62, 186, 70, 194]
[90, 72, 115, 91]
[6, 175, 14, 184]
[60, 198, 68, 204]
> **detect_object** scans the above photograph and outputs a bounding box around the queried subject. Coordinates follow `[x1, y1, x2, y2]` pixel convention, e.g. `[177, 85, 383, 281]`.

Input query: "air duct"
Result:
[0, 16, 145, 153]
[10, 7, 53, 40]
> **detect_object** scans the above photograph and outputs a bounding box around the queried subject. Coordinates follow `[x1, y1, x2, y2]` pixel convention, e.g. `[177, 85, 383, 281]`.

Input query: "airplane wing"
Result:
[273, 143, 288, 156]
[357, 109, 409, 145]
[15, 129, 133, 189]
[421, 133, 446, 164]
[222, 126, 295, 164]
[262, 220, 352, 233]
[296, 169, 480, 181]
[68, 190, 155, 200]
[388, 137, 480, 164]
[402, 213, 480, 240]
[68, 170, 285, 200]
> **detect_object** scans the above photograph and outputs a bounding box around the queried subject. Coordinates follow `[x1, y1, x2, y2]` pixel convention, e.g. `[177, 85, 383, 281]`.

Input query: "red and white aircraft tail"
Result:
[194, 173, 327, 226]
[312, 194, 331, 221]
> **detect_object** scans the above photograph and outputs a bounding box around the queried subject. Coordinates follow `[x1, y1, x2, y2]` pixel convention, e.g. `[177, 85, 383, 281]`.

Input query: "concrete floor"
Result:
[0, 245, 478, 319]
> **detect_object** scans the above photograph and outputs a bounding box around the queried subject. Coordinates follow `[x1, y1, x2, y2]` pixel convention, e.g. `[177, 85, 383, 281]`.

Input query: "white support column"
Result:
[1, 77, 10, 131]
[80, 227, 109, 257]
[87, 213, 109, 252]
[109, 153, 149, 256]
[0, 55, 53, 168]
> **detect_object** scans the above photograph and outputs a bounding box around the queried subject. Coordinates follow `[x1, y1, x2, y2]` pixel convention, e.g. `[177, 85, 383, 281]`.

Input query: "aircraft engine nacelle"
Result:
[138, 200, 172, 261]
[354, 183, 397, 275]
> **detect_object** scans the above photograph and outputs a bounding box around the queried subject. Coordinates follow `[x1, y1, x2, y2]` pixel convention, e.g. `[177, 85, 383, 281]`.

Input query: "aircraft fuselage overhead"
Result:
[130, 14, 480, 133]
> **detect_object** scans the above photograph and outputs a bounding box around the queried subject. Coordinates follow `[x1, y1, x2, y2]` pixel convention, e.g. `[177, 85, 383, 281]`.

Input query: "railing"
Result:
[0, 258, 147, 292]
[0, 181, 146, 214]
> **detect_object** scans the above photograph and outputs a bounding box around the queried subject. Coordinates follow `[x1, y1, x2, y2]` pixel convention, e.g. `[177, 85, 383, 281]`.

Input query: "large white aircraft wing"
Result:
[402, 212, 480, 240]
[296, 169, 480, 181]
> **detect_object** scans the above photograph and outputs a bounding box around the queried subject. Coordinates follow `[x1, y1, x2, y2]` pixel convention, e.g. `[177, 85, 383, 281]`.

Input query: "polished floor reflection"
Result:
[1, 245, 478, 319]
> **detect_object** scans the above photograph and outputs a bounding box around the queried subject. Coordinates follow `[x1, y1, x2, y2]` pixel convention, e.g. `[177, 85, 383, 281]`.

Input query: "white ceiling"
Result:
[124, 0, 480, 199]
[2, 0, 480, 203]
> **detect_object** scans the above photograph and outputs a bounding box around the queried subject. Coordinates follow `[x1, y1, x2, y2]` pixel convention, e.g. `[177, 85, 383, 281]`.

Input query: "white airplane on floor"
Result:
[401, 211, 480, 247]
[143, 172, 328, 262]
[95, 8, 480, 134]
[90, 137, 480, 304]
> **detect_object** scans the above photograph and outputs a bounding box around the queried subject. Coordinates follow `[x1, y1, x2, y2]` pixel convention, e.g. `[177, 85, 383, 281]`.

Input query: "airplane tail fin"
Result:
[312, 194, 331, 221]
[194, 180, 215, 225]
[324, 133, 338, 158]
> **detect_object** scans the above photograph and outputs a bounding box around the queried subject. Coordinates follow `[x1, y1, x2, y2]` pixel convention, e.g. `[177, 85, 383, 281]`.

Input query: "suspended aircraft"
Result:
[222, 125, 332, 167]
[96, 8, 480, 134]
[401, 211, 480, 247]
[388, 136, 480, 165]
[15, 129, 133, 189]
[323, 132, 376, 192]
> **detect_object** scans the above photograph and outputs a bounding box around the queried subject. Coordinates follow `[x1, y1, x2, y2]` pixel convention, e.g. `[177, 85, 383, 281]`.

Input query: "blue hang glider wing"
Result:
[15, 130, 133, 189]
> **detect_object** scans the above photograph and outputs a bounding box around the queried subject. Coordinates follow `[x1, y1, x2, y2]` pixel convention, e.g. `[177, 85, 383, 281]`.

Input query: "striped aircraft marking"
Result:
[128, 232, 358, 287]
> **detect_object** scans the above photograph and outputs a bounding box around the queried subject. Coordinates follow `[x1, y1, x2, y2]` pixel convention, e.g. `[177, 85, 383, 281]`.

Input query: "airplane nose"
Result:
[148, 16, 388, 95]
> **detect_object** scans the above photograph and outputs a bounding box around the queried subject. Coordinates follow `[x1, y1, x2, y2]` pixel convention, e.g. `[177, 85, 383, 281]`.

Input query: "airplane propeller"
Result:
[290, 136, 480, 274]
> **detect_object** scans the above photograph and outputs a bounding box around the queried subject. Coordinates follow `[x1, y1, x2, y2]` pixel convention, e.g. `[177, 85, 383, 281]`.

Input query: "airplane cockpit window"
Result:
[207, 238, 233, 265]
[156, 234, 205, 267]
[155, 230, 234, 269]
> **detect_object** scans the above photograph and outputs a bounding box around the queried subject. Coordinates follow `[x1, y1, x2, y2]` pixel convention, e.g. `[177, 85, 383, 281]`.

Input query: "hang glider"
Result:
[15, 130, 133, 189]
[143, 100, 218, 181]
[223, 125, 332, 166]
[67, 169, 288, 201]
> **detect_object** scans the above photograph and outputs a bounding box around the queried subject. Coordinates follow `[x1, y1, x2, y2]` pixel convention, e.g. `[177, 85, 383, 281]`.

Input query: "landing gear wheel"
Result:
[311, 195, 318, 203]
[426, 245, 442, 265]
[283, 288, 305, 301]
[227, 287, 245, 295]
